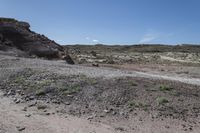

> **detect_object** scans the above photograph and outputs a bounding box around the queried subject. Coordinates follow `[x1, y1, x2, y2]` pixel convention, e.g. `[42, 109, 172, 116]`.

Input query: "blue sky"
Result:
[0, 0, 200, 45]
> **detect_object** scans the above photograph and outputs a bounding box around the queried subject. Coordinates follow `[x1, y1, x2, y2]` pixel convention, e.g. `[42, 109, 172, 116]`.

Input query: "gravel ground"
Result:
[0, 54, 200, 133]
[1, 54, 200, 86]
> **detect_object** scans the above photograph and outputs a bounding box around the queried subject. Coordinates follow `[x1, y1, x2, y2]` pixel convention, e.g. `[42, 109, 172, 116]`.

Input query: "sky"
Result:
[0, 0, 200, 45]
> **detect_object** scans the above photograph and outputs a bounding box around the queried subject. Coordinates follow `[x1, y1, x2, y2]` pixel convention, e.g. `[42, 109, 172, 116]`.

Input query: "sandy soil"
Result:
[0, 54, 200, 133]
[0, 91, 116, 133]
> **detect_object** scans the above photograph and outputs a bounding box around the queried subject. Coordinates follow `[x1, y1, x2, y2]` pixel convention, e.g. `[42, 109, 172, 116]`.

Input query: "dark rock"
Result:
[16, 126, 25, 131]
[0, 18, 74, 62]
[90, 51, 97, 56]
[92, 63, 99, 67]
[37, 104, 48, 110]
[25, 114, 31, 117]
[45, 112, 50, 115]
[7, 89, 15, 96]
[28, 101, 37, 107]
[22, 107, 27, 111]
[63, 55, 75, 64]
[14, 98, 20, 104]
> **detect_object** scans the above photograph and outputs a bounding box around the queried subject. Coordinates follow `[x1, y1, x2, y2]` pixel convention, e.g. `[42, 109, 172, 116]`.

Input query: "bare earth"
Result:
[0, 54, 200, 133]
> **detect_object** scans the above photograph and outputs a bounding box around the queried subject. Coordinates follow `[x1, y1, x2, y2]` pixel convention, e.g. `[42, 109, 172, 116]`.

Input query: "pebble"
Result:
[22, 107, 27, 111]
[16, 126, 25, 131]
[45, 112, 50, 115]
[87, 115, 94, 120]
[103, 109, 110, 113]
[25, 114, 31, 117]
[15, 99, 20, 104]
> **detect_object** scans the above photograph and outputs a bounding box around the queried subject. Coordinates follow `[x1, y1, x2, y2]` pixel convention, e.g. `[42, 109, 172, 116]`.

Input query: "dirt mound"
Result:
[0, 18, 70, 60]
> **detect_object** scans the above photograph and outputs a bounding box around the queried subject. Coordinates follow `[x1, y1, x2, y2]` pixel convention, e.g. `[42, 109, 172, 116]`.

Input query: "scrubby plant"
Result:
[157, 97, 169, 105]
[159, 85, 173, 91]
[128, 101, 148, 111]
[63, 84, 81, 95]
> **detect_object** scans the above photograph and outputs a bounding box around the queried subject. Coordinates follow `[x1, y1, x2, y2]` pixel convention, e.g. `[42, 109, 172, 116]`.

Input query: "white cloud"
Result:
[85, 36, 100, 43]
[85, 37, 90, 40]
[139, 34, 158, 43]
[92, 39, 99, 43]
[139, 33, 159, 43]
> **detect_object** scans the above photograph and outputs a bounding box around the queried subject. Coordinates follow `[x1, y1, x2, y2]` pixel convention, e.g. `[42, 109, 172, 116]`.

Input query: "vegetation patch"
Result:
[159, 85, 173, 91]
[157, 97, 169, 105]
[63, 84, 81, 95]
[128, 101, 148, 111]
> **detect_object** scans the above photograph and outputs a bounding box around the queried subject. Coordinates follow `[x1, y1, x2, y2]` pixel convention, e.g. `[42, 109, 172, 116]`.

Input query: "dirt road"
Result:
[1, 55, 200, 86]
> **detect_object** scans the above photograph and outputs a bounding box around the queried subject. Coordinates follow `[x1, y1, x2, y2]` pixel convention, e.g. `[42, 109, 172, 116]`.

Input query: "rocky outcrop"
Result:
[0, 18, 74, 63]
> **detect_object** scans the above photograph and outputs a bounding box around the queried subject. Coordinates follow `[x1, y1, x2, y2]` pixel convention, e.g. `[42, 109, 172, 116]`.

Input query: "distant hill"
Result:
[65, 44, 200, 53]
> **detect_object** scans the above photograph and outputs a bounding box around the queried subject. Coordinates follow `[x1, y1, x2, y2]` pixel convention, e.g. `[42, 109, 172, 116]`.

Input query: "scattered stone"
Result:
[103, 109, 110, 113]
[28, 101, 37, 107]
[165, 125, 170, 129]
[115, 127, 125, 131]
[22, 107, 27, 111]
[25, 114, 31, 117]
[37, 105, 48, 110]
[29, 95, 35, 100]
[16, 90, 21, 94]
[112, 111, 117, 115]
[99, 114, 105, 117]
[16, 126, 25, 131]
[7, 89, 15, 96]
[45, 112, 50, 115]
[64, 102, 71, 105]
[119, 112, 124, 115]
[87, 115, 94, 120]
[92, 63, 99, 67]
[15, 99, 20, 104]
[63, 55, 75, 64]
[90, 51, 97, 56]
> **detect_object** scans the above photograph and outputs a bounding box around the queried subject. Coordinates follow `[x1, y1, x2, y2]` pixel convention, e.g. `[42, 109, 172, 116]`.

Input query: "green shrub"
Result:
[159, 85, 173, 91]
[157, 97, 169, 105]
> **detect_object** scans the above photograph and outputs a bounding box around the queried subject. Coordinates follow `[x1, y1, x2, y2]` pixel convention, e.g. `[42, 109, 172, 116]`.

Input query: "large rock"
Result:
[0, 18, 73, 62]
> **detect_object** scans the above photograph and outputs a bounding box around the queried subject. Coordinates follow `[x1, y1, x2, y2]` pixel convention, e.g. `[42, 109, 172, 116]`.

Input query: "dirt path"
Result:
[1, 55, 200, 86]
[0, 91, 116, 133]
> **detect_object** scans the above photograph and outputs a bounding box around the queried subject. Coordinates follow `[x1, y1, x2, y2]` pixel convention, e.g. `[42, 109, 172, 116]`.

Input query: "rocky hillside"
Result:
[0, 18, 67, 59]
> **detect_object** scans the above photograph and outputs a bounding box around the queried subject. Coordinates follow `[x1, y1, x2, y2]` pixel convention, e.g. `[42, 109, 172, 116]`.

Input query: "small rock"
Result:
[87, 115, 94, 120]
[25, 114, 31, 117]
[16, 126, 25, 131]
[103, 109, 110, 113]
[16, 90, 21, 94]
[45, 112, 50, 115]
[22, 107, 27, 111]
[37, 105, 47, 110]
[64, 102, 71, 105]
[112, 111, 117, 115]
[92, 63, 99, 67]
[165, 125, 170, 128]
[29, 95, 35, 100]
[182, 124, 186, 128]
[119, 112, 124, 115]
[99, 114, 105, 117]
[7, 90, 15, 96]
[28, 101, 37, 107]
[15, 99, 20, 104]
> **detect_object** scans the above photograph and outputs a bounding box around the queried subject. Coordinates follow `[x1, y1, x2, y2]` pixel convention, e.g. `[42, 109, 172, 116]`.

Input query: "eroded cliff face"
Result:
[0, 18, 73, 62]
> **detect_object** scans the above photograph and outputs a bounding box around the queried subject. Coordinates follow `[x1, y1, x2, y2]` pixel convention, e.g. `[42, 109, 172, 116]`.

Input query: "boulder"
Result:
[0, 18, 74, 62]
